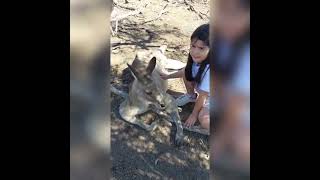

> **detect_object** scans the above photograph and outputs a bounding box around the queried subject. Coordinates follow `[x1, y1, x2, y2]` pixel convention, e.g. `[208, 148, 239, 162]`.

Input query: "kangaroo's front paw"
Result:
[174, 134, 184, 146]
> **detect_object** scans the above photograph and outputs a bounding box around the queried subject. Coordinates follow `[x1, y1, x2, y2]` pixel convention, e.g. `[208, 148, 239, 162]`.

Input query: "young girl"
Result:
[160, 24, 210, 131]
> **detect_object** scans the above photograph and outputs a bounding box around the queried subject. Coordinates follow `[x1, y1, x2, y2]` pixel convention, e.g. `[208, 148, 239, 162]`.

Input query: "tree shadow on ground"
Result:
[112, 21, 189, 51]
[111, 93, 209, 179]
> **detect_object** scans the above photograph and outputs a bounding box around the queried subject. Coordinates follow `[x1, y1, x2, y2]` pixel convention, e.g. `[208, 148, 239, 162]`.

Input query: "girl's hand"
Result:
[184, 113, 198, 128]
[159, 72, 169, 80]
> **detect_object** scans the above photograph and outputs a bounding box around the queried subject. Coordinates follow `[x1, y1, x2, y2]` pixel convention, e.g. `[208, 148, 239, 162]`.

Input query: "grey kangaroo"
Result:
[115, 46, 185, 145]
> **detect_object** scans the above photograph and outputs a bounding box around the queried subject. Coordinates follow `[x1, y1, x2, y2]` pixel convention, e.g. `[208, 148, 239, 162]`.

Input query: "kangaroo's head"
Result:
[127, 56, 166, 109]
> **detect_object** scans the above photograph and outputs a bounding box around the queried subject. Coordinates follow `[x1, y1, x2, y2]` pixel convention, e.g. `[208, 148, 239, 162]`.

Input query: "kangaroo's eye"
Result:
[145, 90, 152, 95]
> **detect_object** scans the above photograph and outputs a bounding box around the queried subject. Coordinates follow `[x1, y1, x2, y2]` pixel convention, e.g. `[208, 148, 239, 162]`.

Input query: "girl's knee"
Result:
[200, 118, 210, 130]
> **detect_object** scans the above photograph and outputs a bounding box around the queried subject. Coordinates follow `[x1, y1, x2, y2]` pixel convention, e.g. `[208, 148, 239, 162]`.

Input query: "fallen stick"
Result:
[113, 1, 136, 11]
[183, 0, 207, 19]
[143, 3, 169, 23]
[111, 9, 141, 35]
[111, 9, 142, 21]
[111, 1, 151, 35]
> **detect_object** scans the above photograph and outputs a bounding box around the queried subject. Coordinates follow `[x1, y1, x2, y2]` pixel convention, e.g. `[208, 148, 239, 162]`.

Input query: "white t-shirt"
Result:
[192, 63, 210, 108]
[192, 63, 210, 93]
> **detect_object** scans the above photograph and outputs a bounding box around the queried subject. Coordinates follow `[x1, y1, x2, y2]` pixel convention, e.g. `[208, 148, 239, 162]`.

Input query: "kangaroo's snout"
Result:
[160, 103, 165, 108]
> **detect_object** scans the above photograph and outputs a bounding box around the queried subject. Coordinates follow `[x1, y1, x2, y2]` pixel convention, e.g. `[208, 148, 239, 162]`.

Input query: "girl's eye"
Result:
[200, 47, 204, 50]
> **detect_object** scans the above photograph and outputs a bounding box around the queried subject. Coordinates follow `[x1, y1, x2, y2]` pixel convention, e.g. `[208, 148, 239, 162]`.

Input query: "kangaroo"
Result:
[117, 46, 184, 145]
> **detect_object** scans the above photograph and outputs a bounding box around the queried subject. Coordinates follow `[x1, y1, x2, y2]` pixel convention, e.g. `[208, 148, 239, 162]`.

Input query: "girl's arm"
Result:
[160, 68, 185, 80]
[184, 90, 209, 127]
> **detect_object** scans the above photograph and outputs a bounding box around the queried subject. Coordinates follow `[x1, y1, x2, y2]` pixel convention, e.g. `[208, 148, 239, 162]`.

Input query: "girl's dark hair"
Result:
[185, 23, 210, 85]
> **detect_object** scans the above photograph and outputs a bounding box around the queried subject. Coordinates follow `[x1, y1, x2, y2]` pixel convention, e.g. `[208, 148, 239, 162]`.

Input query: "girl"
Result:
[160, 23, 210, 131]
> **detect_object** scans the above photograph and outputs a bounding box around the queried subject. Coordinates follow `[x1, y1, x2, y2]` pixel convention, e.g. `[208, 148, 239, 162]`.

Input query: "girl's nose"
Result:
[192, 49, 200, 55]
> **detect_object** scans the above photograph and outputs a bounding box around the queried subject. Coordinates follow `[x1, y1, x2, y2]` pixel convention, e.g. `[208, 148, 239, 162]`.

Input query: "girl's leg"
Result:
[198, 107, 210, 130]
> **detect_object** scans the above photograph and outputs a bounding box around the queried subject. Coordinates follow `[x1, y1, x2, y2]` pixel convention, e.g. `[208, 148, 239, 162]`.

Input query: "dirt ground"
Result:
[111, 0, 210, 179]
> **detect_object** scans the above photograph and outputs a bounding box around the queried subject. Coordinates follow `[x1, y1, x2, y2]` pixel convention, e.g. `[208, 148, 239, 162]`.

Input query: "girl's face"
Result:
[190, 39, 209, 64]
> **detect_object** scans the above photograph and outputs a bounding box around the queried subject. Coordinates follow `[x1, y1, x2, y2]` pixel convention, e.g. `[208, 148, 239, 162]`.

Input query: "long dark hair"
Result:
[185, 23, 210, 85]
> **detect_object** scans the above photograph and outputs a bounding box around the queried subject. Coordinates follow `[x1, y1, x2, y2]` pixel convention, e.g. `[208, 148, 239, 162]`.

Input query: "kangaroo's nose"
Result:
[160, 103, 165, 108]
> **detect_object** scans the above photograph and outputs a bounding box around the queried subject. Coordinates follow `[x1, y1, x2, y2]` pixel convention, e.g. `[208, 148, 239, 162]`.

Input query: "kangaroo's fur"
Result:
[118, 46, 184, 145]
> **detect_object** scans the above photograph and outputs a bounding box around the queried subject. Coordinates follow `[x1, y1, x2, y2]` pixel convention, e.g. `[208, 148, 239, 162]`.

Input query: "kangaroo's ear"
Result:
[127, 63, 139, 80]
[146, 57, 156, 75]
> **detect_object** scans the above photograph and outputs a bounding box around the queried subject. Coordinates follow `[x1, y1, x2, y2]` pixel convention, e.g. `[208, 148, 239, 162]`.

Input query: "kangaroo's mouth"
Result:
[155, 102, 166, 110]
